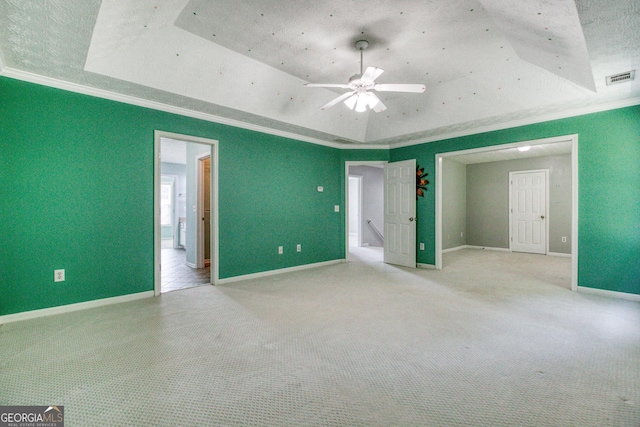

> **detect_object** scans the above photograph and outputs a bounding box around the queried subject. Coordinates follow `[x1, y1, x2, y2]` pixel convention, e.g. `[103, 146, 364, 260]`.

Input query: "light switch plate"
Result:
[317, 186, 323, 192]
[334, 205, 340, 212]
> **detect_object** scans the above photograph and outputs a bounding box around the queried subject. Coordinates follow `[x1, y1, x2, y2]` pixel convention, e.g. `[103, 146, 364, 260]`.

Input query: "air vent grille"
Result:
[606, 70, 635, 86]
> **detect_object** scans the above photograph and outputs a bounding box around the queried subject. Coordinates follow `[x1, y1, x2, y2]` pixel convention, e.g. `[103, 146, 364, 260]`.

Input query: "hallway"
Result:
[161, 241, 210, 292]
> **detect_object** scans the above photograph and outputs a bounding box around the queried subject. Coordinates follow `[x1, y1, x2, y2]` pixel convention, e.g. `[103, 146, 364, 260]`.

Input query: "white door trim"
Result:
[348, 174, 363, 248]
[344, 161, 387, 262]
[154, 131, 219, 296]
[435, 134, 578, 291]
[508, 169, 549, 254]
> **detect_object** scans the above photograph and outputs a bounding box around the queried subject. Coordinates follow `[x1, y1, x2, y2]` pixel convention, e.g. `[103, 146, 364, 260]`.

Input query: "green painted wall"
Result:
[0, 77, 343, 315]
[391, 105, 640, 294]
[1, 75, 637, 317]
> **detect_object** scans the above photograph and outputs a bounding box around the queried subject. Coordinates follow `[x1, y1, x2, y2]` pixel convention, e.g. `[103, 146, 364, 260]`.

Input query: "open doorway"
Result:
[345, 161, 386, 263]
[435, 134, 578, 291]
[154, 131, 219, 295]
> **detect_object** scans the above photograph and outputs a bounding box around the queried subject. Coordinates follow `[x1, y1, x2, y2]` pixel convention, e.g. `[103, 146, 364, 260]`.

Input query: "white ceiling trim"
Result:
[2, 66, 638, 152]
[390, 96, 640, 149]
[0, 66, 352, 150]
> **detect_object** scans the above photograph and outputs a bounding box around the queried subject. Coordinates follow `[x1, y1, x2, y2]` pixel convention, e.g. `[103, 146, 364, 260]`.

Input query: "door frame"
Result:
[195, 152, 210, 269]
[348, 174, 363, 248]
[508, 169, 549, 254]
[154, 131, 219, 296]
[435, 134, 578, 291]
[344, 161, 386, 262]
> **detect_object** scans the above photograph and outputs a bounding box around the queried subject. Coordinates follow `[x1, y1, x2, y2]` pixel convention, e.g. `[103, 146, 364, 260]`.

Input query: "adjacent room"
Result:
[1, 0, 638, 425]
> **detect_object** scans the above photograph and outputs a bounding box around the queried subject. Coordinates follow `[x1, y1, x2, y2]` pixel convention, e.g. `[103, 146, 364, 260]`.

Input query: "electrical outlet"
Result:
[460, 232, 464, 237]
[334, 205, 340, 212]
[278, 246, 283, 254]
[419, 243, 425, 251]
[296, 244, 301, 252]
[561, 237, 567, 243]
[54, 269, 65, 282]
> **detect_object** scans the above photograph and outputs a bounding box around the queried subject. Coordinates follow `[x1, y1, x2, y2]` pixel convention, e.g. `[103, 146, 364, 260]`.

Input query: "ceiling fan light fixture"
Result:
[366, 92, 380, 109]
[344, 94, 358, 110]
[305, 40, 425, 113]
[355, 94, 368, 112]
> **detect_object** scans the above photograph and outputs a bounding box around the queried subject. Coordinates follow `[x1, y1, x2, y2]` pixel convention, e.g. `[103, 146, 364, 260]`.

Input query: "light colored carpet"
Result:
[1, 249, 638, 426]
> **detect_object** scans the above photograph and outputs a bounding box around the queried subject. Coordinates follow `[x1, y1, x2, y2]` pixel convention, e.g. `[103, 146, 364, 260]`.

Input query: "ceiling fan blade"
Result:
[367, 92, 387, 113]
[321, 90, 357, 110]
[361, 66, 384, 83]
[374, 83, 426, 93]
[373, 99, 387, 113]
[304, 83, 350, 89]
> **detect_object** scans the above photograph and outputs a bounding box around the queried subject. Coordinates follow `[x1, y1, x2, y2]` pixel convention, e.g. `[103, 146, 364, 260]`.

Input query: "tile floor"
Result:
[161, 239, 210, 293]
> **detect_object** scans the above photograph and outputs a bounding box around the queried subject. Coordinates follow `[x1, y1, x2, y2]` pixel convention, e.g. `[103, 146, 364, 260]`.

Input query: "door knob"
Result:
[409, 217, 414, 222]
[540, 215, 545, 219]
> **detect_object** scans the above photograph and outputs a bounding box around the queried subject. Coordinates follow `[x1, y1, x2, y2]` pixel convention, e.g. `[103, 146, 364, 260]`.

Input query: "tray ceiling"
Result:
[0, 0, 638, 147]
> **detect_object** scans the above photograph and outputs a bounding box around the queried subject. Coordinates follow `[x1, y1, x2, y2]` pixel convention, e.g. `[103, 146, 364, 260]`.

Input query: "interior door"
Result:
[384, 159, 416, 267]
[510, 170, 547, 254]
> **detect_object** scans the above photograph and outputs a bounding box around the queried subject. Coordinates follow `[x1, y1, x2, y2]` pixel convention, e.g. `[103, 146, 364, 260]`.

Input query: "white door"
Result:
[384, 159, 416, 267]
[510, 170, 547, 254]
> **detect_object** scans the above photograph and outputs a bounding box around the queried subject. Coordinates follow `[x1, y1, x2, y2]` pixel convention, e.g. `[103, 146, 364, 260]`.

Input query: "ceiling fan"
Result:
[304, 40, 426, 113]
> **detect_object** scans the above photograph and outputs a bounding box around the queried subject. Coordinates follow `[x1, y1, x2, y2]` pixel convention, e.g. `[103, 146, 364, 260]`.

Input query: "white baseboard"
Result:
[462, 245, 510, 252]
[447, 246, 572, 257]
[442, 245, 466, 254]
[0, 291, 154, 325]
[548, 252, 572, 258]
[216, 259, 344, 285]
[185, 261, 196, 268]
[577, 286, 640, 302]
[417, 263, 437, 270]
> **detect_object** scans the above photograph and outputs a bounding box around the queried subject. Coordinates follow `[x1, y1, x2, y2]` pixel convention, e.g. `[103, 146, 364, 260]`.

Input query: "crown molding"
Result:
[0, 66, 374, 150]
[2, 66, 636, 152]
[389, 97, 640, 149]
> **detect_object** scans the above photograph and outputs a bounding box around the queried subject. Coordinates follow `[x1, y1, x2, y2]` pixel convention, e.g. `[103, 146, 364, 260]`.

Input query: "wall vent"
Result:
[605, 70, 635, 86]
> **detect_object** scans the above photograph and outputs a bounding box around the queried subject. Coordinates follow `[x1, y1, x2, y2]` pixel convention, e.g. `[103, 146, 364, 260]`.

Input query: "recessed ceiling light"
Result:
[518, 145, 531, 152]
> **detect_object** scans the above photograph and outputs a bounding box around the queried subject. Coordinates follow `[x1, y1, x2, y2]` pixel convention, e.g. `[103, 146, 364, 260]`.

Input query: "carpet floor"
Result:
[1, 249, 638, 426]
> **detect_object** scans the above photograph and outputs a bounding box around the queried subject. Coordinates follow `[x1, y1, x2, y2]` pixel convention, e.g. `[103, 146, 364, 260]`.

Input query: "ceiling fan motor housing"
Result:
[355, 40, 369, 51]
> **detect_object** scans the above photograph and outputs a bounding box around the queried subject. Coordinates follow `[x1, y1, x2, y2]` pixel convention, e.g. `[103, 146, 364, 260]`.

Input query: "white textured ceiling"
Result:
[160, 138, 187, 165]
[0, 0, 638, 147]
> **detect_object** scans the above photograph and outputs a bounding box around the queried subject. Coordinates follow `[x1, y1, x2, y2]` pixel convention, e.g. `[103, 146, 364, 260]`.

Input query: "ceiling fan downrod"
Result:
[355, 40, 369, 76]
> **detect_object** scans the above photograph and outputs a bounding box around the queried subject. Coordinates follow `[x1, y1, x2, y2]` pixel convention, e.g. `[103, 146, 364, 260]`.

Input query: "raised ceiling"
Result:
[0, 0, 638, 147]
